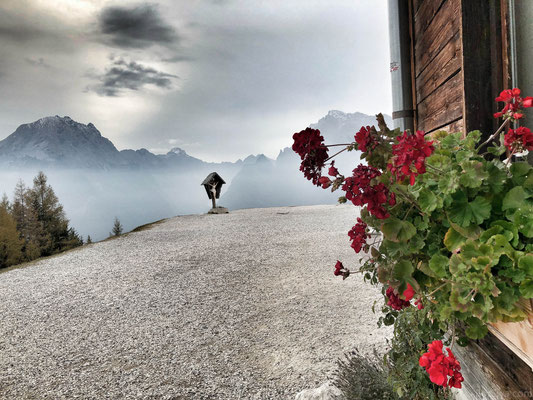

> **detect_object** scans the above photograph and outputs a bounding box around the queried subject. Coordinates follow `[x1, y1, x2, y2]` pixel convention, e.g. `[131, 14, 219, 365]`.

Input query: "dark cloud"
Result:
[86, 59, 178, 97]
[99, 4, 178, 49]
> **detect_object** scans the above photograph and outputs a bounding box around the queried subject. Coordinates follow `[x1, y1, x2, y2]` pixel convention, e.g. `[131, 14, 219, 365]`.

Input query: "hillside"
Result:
[0, 205, 390, 399]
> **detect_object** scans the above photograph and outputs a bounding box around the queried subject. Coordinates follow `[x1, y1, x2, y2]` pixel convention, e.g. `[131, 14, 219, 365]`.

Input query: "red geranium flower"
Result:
[419, 340, 464, 389]
[333, 260, 350, 279]
[318, 176, 332, 189]
[402, 283, 415, 301]
[328, 161, 339, 177]
[292, 128, 329, 186]
[494, 88, 533, 120]
[388, 130, 434, 186]
[504, 126, 533, 153]
[354, 126, 377, 153]
[348, 218, 370, 253]
[342, 165, 396, 219]
[386, 286, 411, 311]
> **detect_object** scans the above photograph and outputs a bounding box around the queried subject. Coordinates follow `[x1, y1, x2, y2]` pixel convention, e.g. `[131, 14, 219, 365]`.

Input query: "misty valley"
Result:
[0, 111, 387, 241]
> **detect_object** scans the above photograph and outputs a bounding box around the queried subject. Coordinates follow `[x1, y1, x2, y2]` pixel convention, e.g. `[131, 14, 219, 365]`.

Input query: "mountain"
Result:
[0, 116, 121, 168]
[0, 116, 223, 171]
[310, 110, 392, 145]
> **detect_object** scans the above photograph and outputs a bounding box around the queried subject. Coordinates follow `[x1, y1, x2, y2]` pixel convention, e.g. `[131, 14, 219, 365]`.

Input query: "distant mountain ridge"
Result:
[0, 115, 238, 170]
[0, 111, 391, 170]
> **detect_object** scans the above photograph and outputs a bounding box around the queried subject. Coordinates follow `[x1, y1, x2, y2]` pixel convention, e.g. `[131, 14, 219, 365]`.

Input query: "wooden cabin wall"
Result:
[411, 0, 464, 134]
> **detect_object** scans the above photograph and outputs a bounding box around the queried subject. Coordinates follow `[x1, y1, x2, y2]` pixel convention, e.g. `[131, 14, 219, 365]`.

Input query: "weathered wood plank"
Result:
[432, 117, 463, 134]
[454, 332, 533, 400]
[416, 32, 462, 104]
[414, 0, 446, 37]
[461, 0, 497, 140]
[414, 0, 460, 77]
[417, 71, 463, 132]
[413, 0, 425, 14]
[489, 299, 533, 370]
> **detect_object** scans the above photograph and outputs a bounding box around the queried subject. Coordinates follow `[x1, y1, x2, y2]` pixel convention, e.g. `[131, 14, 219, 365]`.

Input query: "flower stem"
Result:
[428, 282, 448, 297]
[325, 143, 355, 147]
[476, 118, 511, 149]
[325, 147, 348, 162]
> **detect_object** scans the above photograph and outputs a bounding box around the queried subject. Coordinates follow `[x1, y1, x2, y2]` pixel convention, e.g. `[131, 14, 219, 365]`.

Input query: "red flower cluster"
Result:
[292, 128, 329, 186]
[354, 126, 376, 153]
[334, 260, 350, 279]
[419, 340, 464, 388]
[388, 131, 434, 186]
[328, 161, 339, 177]
[318, 176, 332, 189]
[504, 126, 533, 153]
[494, 88, 533, 120]
[342, 165, 396, 219]
[348, 218, 370, 253]
[385, 284, 414, 311]
[415, 298, 424, 310]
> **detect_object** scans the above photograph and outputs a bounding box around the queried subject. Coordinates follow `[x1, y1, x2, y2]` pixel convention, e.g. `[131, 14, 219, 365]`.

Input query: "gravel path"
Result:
[0, 204, 390, 399]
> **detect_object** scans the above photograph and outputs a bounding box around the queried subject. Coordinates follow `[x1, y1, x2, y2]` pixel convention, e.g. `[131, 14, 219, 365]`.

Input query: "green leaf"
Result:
[381, 218, 416, 243]
[514, 207, 533, 238]
[459, 161, 489, 188]
[465, 317, 488, 340]
[464, 130, 482, 149]
[480, 226, 503, 242]
[502, 186, 528, 211]
[520, 279, 533, 298]
[429, 253, 449, 278]
[438, 170, 460, 194]
[470, 197, 492, 224]
[418, 189, 437, 213]
[486, 162, 508, 193]
[448, 192, 492, 227]
[392, 260, 414, 280]
[510, 162, 532, 177]
[518, 254, 533, 276]
[487, 145, 506, 156]
[444, 227, 466, 252]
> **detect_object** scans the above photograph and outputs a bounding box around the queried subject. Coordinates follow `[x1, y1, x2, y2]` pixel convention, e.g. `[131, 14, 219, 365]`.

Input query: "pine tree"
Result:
[27, 172, 71, 255]
[111, 217, 123, 236]
[0, 193, 10, 213]
[0, 207, 23, 268]
[12, 180, 45, 261]
[86, 235, 92, 244]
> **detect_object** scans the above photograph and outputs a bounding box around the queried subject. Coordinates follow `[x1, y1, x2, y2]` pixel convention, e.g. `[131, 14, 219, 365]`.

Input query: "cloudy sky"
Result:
[0, 0, 391, 162]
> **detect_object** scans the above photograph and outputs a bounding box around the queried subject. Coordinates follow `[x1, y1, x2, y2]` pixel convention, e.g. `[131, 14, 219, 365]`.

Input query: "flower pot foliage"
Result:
[292, 88, 533, 393]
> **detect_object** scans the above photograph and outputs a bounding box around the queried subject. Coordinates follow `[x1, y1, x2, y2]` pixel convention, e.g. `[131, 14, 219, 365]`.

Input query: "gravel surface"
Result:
[0, 204, 391, 399]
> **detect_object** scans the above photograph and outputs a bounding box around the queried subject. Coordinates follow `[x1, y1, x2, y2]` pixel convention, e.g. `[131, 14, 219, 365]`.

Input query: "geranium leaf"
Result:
[510, 162, 532, 177]
[520, 279, 533, 298]
[448, 192, 491, 227]
[502, 186, 528, 211]
[392, 260, 414, 280]
[465, 317, 488, 339]
[459, 161, 489, 188]
[518, 254, 533, 276]
[444, 227, 465, 252]
[418, 189, 437, 213]
[429, 253, 448, 278]
[381, 218, 416, 243]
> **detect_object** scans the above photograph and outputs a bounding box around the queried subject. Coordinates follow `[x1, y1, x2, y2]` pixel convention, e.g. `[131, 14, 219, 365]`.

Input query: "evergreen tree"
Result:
[12, 180, 44, 261]
[0, 207, 23, 268]
[27, 172, 71, 255]
[86, 235, 92, 244]
[111, 217, 123, 236]
[0, 193, 10, 213]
